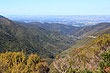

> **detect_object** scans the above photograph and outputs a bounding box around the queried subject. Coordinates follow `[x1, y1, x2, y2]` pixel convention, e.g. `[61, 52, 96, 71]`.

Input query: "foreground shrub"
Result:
[99, 51, 110, 73]
[0, 51, 49, 73]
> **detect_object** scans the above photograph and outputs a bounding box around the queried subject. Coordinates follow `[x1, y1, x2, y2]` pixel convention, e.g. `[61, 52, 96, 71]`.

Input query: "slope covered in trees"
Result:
[29, 22, 81, 36]
[93, 27, 110, 36]
[1, 15, 110, 73]
[60, 27, 110, 58]
[75, 23, 110, 37]
[29, 22, 110, 38]
[50, 34, 110, 73]
[0, 15, 76, 59]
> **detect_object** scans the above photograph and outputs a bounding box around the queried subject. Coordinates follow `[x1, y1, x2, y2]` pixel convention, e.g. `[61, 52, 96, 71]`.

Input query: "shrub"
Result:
[0, 51, 49, 73]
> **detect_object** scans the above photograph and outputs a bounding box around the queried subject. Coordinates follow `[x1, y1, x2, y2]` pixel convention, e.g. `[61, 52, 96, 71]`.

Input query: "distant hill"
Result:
[93, 27, 110, 36]
[29, 22, 110, 38]
[75, 22, 110, 37]
[0, 15, 76, 58]
[29, 22, 81, 36]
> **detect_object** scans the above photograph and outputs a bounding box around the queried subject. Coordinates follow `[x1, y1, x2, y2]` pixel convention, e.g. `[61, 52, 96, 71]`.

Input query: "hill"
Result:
[93, 27, 110, 36]
[29, 22, 81, 36]
[59, 37, 96, 58]
[49, 23, 110, 72]
[50, 34, 110, 73]
[75, 23, 110, 37]
[0, 15, 76, 59]
[59, 26, 110, 58]
[22, 22, 110, 38]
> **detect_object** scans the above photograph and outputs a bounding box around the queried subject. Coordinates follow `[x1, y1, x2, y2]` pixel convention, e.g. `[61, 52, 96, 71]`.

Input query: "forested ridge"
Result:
[0, 15, 76, 59]
[50, 34, 110, 73]
[0, 15, 110, 73]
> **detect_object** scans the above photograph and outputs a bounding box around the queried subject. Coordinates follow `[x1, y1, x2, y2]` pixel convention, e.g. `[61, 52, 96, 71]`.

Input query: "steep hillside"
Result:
[59, 27, 110, 58]
[75, 23, 110, 37]
[50, 34, 110, 73]
[93, 27, 110, 36]
[29, 22, 81, 36]
[0, 15, 76, 58]
[59, 37, 95, 58]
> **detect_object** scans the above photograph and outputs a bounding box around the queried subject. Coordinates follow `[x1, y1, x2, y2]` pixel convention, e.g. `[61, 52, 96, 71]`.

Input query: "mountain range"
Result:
[0, 15, 76, 59]
[1, 15, 110, 72]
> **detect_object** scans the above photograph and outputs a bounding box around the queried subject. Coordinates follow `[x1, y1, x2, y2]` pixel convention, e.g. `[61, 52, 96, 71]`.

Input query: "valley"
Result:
[0, 15, 110, 73]
[1, 0, 110, 72]
[0, 15, 76, 59]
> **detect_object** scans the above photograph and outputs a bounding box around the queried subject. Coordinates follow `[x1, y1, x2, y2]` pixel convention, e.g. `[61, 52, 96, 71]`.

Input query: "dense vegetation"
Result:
[94, 27, 110, 36]
[50, 34, 110, 73]
[75, 23, 110, 37]
[1, 49, 110, 73]
[29, 22, 81, 36]
[99, 51, 110, 73]
[1, 15, 110, 73]
[0, 51, 49, 73]
[0, 15, 76, 59]
[59, 27, 110, 58]
[29, 22, 110, 38]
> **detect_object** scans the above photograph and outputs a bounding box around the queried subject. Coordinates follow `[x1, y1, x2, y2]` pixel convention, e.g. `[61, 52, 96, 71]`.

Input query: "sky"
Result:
[0, 0, 110, 15]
